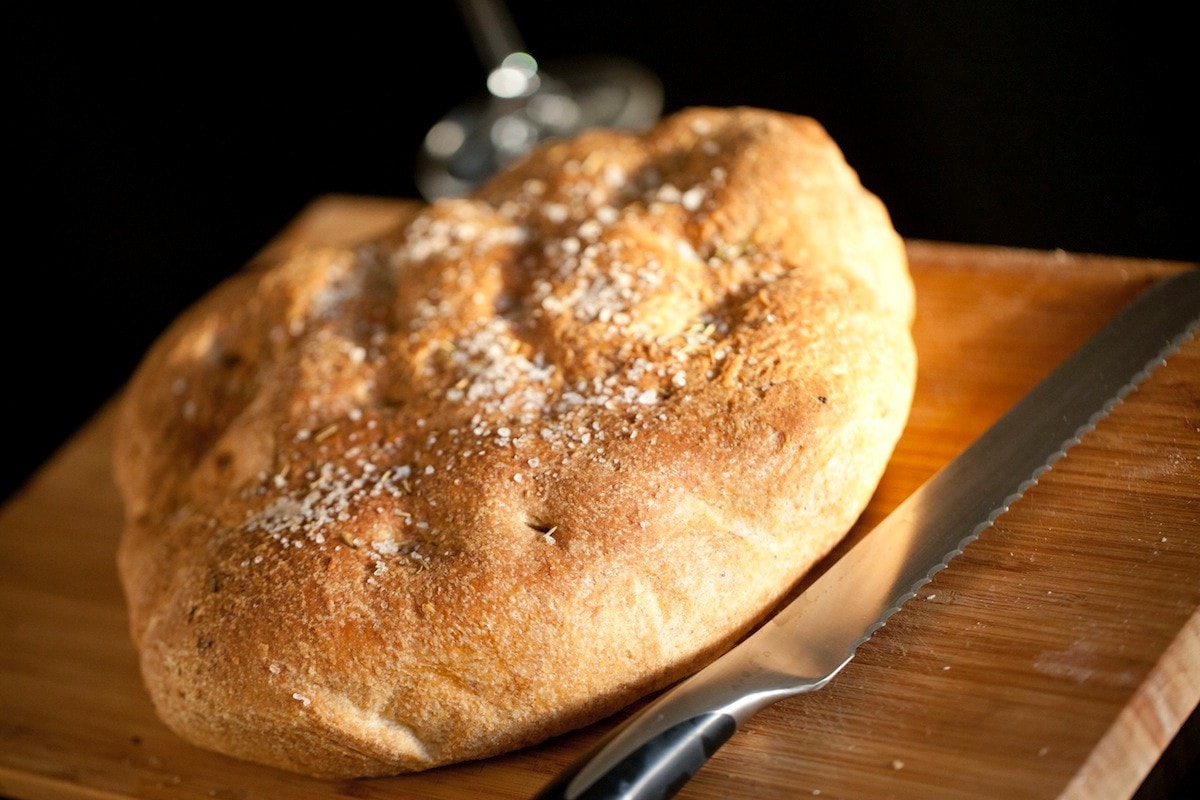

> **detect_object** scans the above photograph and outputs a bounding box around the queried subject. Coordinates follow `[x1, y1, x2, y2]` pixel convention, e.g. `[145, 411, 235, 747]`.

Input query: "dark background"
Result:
[7, 1, 1199, 795]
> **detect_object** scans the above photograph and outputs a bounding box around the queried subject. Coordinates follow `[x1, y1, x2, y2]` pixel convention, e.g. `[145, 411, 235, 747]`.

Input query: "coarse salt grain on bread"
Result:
[113, 106, 917, 778]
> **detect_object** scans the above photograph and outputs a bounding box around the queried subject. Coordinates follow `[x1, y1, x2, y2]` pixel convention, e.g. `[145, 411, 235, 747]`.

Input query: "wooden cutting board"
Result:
[2, 195, 1197, 800]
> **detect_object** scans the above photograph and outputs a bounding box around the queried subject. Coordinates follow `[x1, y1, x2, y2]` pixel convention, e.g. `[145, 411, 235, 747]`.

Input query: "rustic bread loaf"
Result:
[113, 106, 917, 778]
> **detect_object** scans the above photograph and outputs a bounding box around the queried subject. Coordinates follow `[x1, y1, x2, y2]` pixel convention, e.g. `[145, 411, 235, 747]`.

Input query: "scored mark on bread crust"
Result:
[525, 517, 561, 545]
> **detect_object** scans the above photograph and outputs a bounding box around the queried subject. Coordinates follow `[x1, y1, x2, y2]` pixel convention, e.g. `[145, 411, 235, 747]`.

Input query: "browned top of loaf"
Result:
[113, 106, 917, 778]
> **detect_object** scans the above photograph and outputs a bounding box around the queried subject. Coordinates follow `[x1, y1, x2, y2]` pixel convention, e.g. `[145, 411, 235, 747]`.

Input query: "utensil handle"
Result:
[455, 0, 527, 70]
[531, 712, 738, 800]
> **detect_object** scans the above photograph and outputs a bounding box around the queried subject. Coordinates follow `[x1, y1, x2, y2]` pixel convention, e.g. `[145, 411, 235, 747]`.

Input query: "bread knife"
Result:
[531, 268, 1200, 800]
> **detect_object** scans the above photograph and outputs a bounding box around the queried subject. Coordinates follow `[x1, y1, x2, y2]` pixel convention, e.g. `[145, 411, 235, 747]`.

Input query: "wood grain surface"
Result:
[2, 195, 1197, 800]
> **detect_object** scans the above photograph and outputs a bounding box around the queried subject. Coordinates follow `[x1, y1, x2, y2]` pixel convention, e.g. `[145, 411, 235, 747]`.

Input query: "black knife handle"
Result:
[531, 712, 738, 800]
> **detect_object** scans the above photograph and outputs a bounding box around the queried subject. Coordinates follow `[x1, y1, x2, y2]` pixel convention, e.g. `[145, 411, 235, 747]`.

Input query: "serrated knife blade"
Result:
[532, 268, 1200, 800]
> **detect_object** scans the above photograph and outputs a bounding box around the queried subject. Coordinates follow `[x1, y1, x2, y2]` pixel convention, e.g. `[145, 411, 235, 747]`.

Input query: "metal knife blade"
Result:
[532, 268, 1200, 800]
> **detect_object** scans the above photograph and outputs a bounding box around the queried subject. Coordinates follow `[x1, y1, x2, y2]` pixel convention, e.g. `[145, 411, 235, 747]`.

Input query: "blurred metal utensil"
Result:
[416, 0, 663, 201]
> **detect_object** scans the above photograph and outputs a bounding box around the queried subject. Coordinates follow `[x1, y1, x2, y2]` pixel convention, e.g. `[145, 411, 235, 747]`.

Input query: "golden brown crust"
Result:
[113, 106, 917, 778]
